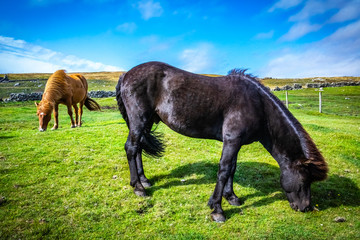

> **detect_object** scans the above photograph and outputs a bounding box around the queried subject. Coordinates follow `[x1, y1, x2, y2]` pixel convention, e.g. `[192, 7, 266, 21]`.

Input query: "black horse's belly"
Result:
[155, 104, 223, 141]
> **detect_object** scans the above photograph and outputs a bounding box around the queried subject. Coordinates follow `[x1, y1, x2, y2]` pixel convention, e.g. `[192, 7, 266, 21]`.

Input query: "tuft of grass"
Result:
[0, 87, 359, 239]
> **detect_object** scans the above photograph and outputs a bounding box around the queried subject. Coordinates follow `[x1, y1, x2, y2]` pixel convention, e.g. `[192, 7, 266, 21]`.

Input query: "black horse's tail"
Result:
[84, 97, 101, 111]
[116, 73, 165, 158]
[116, 73, 129, 126]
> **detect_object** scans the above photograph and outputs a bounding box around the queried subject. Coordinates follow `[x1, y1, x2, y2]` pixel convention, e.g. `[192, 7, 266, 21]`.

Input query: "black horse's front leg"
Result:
[222, 156, 243, 206]
[208, 156, 242, 207]
[209, 140, 241, 222]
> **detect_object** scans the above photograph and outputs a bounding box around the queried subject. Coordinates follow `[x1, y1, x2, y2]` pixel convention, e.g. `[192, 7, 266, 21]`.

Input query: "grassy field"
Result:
[0, 83, 359, 239]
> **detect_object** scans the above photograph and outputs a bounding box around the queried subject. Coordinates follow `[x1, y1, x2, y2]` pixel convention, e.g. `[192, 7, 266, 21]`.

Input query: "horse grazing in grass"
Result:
[35, 70, 101, 131]
[116, 61, 328, 222]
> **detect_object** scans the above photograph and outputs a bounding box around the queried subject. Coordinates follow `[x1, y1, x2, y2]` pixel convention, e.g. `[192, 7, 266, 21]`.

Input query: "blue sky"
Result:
[0, 0, 359, 77]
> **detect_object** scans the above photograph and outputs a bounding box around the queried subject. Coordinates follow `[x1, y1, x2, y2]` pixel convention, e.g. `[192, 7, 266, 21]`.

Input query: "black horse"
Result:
[116, 61, 328, 222]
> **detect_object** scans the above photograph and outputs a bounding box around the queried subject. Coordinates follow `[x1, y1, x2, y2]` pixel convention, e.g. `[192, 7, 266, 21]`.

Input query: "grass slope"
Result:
[0, 86, 359, 239]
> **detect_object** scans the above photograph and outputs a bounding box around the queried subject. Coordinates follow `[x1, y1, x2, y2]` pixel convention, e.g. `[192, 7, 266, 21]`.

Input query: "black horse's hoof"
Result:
[134, 189, 147, 197]
[226, 196, 243, 206]
[211, 213, 226, 223]
[141, 181, 152, 188]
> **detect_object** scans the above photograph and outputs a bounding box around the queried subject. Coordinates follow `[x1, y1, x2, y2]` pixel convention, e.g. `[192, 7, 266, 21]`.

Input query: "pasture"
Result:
[0, 81, 359, 238]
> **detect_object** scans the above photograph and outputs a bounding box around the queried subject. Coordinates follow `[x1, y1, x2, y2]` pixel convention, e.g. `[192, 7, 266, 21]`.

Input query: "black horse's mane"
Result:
[227, 68, 257, 81]
[228, 67, 327, 181]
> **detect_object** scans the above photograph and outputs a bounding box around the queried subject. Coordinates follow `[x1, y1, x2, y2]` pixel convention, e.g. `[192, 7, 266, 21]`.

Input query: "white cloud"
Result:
[268, 0, 304, 12]
[254, 30, 274, 40]
[83, 0, 114, 3]
[116, 22, 137, 34]
[280, 22, 322, 41]
[30, 0, 115, 5]
[139, 35, 171, 53]
[261, 50, 360, 78]
[0, 36, 122, 73]
[276, 0, 359, 41]
[136, 0, 163, 20]
[30, 0, 71, 6]
[287, 0, 357, 22]
[260, 20, 360, 78]
[326, 19, 360, 41]
[289, 0, 328, 22]
[329, 1, 360, 23]
[179, 43, 216, 73]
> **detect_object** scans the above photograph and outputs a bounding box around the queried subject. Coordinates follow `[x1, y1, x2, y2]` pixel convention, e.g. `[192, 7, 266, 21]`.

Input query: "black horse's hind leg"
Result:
[209, 139, 241, 222]
[136, 152, 151, 187]
[125, 132, 146, 197]
[223, 156, 243, 206]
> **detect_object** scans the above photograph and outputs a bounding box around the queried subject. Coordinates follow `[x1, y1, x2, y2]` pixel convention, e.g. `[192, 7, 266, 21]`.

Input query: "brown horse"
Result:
[35, 70, 101, 131]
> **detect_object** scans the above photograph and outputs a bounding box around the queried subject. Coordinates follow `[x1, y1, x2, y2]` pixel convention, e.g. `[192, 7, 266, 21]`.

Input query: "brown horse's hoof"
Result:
[134, 189, 147, 197]
[71, 125, 76, 128]
[211, 213, 226, 223]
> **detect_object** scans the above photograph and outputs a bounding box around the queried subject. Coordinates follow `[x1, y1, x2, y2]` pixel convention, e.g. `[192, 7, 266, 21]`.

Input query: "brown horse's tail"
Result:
[84, 97, 101, 111]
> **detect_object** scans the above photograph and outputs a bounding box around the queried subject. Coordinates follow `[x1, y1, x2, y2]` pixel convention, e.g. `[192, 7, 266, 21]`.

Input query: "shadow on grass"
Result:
[0, 135, 15, 139]
[148, 161, 360, 213]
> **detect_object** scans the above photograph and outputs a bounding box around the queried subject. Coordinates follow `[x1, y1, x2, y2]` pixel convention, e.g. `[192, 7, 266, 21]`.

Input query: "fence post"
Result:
[319, 88, 323, 113]
[285, 91, 289, 108]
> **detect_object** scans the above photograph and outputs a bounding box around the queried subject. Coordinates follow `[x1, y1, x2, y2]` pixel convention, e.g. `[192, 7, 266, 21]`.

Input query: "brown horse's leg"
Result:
[78, 101, 84, 127]
[73, 104, 79, 127]
[51, 104, 59, 130]
[66, 103, 76, 128]
[208, 139, 241, 222]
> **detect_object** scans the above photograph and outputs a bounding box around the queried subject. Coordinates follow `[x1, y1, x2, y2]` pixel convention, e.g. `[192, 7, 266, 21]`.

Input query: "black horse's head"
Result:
[280, 166, 313, 212]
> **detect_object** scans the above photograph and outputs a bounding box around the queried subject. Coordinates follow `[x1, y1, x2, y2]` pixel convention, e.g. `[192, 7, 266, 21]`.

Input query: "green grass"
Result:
[0, 87, 359, 239]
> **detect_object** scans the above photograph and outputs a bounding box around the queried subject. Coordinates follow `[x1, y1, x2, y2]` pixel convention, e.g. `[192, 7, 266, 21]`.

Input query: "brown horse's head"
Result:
[35, 101, 53, 132]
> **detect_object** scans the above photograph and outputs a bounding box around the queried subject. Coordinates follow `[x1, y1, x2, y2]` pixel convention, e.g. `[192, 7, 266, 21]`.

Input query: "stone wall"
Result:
[305, 82, 360, 88]
[2, 91, 116, 102]
[273, 81, 360, 91]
